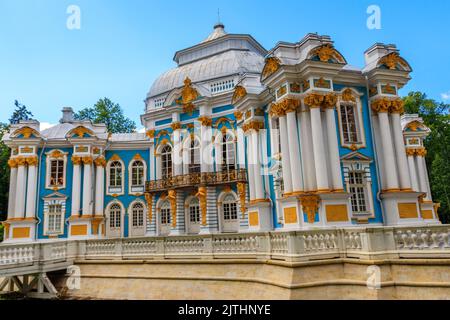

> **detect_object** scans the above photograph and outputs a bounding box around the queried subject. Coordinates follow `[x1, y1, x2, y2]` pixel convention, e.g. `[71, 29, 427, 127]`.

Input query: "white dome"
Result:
[146, 25, 267, 99]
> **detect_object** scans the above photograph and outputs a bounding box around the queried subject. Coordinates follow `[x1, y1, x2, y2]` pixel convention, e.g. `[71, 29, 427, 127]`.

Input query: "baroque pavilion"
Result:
[2, 23, 440, 242]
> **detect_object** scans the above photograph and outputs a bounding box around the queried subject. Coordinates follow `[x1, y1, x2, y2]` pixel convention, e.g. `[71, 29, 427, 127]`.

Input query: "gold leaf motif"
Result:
[232, 85, 247, 104]
[341, 89, 356, 102]
[262, 57, 281, 79]
[146, 129, 155, 139]
[71, 126, 93, 138]
[168, 190, 177, 228]
[237, 182, 247, 218]
[181, 77, 199, 105]
[299, 194, 320, 224]
[171, 122, 181, 131]
[198, 116, 213, 127]
[195, 187, 207, 226]
[234, 111, 243, 121]
[379, 52, 401, 70]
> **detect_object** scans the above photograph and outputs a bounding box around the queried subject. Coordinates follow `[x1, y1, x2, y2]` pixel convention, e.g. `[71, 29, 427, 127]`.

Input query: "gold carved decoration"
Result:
[405, 147, 427, 157]
[242, 120, 264, 133]
[171, 122, 181, 131]
[71, 156, 82, 165]
[323, 93, 337, 109]
[133, 153, 143, 161]
[269, 99, 300, 117]
[198, 116, 213, 127]
[379, 52, 402, 70]
[341, 89, 356, 102]
[8, 158, 18, 168]
[196, 187, 207, 226]
[232, 85, 247, 104]
[370, 98, 404, 114]
[299, 195, 320, 224]
[16, 157, 27, 167]
[310, 44, 345, 63]
[50, 150, 64, 159]
[14, 127, 39, 139]
[302, 80, 310, 91]
[181, 77, 199, 105]
[234, 111, 243, 121]
[406, 121, 423, 132]
[26, 156, 38, 167]
[82, 156, 93, 165]
[314, 77, 331, 89]
[71, 126, 93, 138]
[303, 93, 337, 109]
[146, 129, 156, 139]
[145, 193, 153, 223]
[110, 154, 121, 161]
[237, 182, 247, 218]
[94, 157, 107, 167]
[168, 190, 177, 228]
[262, 57, 281, 79]
[20, 146, 34, 154]
[214, 117, 235, 129]
[183, 103, 197, 116]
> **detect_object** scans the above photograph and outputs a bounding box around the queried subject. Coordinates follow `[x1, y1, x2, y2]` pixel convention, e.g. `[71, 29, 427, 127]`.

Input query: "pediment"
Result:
[341, 151, 372, 163]
[43, 191, 68, 200]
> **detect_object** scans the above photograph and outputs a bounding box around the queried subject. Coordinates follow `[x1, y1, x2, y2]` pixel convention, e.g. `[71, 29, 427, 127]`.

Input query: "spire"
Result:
[202, 11, 227, 43]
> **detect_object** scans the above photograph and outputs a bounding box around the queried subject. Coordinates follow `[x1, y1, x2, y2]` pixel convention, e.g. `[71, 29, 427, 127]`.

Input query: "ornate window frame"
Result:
[128, 199, 147, 231]
[342, 153, 374, 219]
[128, 154, 147, 195]
[106, 200, 125, 237]
[213, 129, 237, 173]
[45, 149, 68, 190]
[156, 142, 173, 180]
[336, 88, 366, 150]
[42, 193, 67, 236]
[106, 156, 125, 196]
[217, 191, 240, 232]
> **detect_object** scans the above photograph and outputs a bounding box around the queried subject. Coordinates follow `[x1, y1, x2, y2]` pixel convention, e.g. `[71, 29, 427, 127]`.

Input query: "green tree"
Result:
[75, 98, 136, 133]
[403, 91, 450, 223]
[9, 100, 34, 124]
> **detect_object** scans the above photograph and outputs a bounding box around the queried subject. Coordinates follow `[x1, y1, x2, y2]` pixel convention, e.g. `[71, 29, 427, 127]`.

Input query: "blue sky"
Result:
[1, 0, 449, 129]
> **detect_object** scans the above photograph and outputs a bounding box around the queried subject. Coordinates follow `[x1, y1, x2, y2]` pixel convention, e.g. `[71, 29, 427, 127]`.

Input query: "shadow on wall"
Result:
[0, 224, 3, 242]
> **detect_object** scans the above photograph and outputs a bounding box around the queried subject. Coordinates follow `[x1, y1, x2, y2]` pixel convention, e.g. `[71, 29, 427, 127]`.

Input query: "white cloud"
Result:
[40, 122, 57, 131]
[138, 127, 146, 133]
[441, 91, 450, 101]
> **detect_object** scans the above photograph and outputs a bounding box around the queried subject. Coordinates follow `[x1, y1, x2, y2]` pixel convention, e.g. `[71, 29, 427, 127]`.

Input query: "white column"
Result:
[251, 130, 264, 200]
[173, 128, 182, 176]
[94, 160, 105, 216]
[407, 153, 419, 192]
[416, 154, 429, 199]
[286, 110, 304, 193]
[14, 160, 27, 219]
[279, 115, 293, 194]
[391, 113, 412, 190]
[325, 107, 344, 191]
[246, 134, 256, 201]
[377, 112, 399, 190]
[300, 111, 316, 191]
[149, 144, 155, 180]
[310, 107, 329, 191]
[200, 120, 213, 173]
[25, 161, 38, 219]
[71, 158, 82, 216]
[82, 159, 93, 216]
[7, 163, 18, 220]
[237, 126, 246, 169]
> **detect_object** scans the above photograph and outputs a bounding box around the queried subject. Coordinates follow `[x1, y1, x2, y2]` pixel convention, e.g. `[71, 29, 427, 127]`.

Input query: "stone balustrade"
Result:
[1, 225, 450, 275]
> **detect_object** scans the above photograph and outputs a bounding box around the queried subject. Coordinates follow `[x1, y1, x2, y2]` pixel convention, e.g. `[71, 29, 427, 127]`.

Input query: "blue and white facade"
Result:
[2, 24, 440, 243]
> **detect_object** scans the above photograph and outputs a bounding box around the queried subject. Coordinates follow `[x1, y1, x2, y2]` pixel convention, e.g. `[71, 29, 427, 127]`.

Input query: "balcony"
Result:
[145, 169, 247, 193]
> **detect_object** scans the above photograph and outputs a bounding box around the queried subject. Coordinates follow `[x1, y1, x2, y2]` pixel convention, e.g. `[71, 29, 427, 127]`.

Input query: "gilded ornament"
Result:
[71, 126, 93, 138]
[26, 156, 38, 167]
[323, 93, 337, 109]
[302, 79, 310, 91]
[110, 154, 121, 161]
[299, 194, 320, 224]
[310, 44, 341, 63]
[145, 193, 153, 223]
[71, 156, 82, 165]
[168, 190, 177, 228]
[379, 52, 401, 70]
[262, 57, 281, 79]
[94, 157, 107, 167]
[171, 122, 181, 131]
[82, 156, 93, 165]
[195, 187, 207, 226]
[382, 83, 396, 95]
[314, 77, 331, 89]
[341, 89, 356, 102]
[50, 150, 64, 159]
[290, 83, 301, 93]
[146, 129, 156, 139]
[198, 116, 213, 127]
[16, 157, 27, 167]
[8, 158, 18, 168]
[232, 85, 247, 104]
[303, 93, 325, 108]
[182, 103, 197, 116]
[237, 182, 247, 218]
[181, 77, 199, 105]
[234, 111, 243, 121]
[242, 120, 264, 133]
[14, 127, 38, 139]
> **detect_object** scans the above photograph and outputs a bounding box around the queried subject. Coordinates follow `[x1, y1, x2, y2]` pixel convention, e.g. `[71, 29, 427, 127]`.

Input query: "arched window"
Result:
[131, 160, 145, 187]
[189, 198, 200, 224]
[160, 200, 171, 225]
[339, 102, 360, 144]
[50, 159, 64, 187]
[221, 133, 236, 171]
[131, 202, 144, 227]
[109, 203, 122, 229]
[161, 145, 172, 179]
[109, 161, 123, 187]
[222, 194, 238, 221]
[189, 139, 201, 173]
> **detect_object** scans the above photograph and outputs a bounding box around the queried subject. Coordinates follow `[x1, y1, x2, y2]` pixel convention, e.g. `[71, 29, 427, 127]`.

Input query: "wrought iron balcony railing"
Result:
[145, 169, 247, 193]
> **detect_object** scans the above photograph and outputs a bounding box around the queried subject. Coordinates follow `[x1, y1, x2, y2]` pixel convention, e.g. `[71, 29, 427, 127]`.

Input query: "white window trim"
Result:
[106, 158, 125, 196]
[342, 161, 374, 219]
[45, 150, 68, 190]
[336, 88, 366, 149]
[217, 191, 240, 233]
[128, 157, 147, 195]
[128, 199, 147, 232]
[156, 143, 173, 180]
[213, 130, 237, 172]
[43, 197, 66, 236]
[106, 200, 125, 237]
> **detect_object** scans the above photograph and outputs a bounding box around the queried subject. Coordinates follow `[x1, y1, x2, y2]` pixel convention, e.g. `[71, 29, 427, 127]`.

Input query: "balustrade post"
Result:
[156, 239, 165, 256]
[202, 236, 213, 259]
[114, 239, 123, 259]
[256, 234, 270, 260]
[286, 232, 302, 261]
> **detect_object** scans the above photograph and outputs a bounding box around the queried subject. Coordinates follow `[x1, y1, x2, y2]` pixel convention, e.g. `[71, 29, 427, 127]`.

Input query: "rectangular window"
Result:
[223, 203, 237, 220]
[189, 205, 200, 223]
[340, 104, 359, 144]
[50, 160, 64, 186]
[48, 204, 63, 234]
[348, 171, 368, 214]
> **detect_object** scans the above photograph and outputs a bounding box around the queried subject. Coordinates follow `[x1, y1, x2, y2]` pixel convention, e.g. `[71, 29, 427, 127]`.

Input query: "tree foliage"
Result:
[403, 92, 450, 223]
[9, 100, 34, 124]
[75, 98, 136, 133]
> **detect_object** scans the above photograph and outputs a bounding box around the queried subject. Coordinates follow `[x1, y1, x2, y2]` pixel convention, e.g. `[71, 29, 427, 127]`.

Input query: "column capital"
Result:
[16, 157, 27, 167]
[405, 147, 427, 157]
[234, 111, 243, 121]
[82, 156, 93, 165]
[26, 156, 38, 167]
[146, 129, 156, 139]
[371, 98, 404, 114]
[242, 120, 264, 133]
[94, 156, 107, 167]
[72, 155, 82, 165]
[269, 98, 301, 117]
[198, 116, 213, 127]
[8, 158, 18, 169]
[303, 93, 337, 109]
[170, 122, 182, 131]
